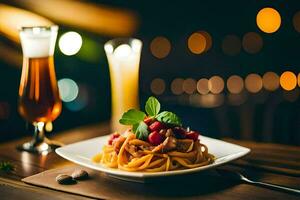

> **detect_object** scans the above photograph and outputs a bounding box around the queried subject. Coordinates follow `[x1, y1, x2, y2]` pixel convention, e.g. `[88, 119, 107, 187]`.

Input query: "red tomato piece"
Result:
[186, 131, 200, 141]
[149, 121, 165, 132]
[148, 131, 163, 145]
[143, 116, 153, 125]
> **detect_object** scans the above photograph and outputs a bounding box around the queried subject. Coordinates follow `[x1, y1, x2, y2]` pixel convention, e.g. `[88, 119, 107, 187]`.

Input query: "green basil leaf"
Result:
[119, 109, 146, 125]
[132, 123, 139, 133]
[134, 121, 149, 140]
[0, 161, 15, 172]
[156, 111, 182, 126]
[145, 96, 160, 117]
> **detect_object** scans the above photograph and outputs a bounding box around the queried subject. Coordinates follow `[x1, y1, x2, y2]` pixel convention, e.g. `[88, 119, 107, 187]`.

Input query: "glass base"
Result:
[17, 138, 62, 154]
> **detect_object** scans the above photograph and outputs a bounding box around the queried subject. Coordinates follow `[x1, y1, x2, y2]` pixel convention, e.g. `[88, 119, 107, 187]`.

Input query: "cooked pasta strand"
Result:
[93, 133, 214, 172]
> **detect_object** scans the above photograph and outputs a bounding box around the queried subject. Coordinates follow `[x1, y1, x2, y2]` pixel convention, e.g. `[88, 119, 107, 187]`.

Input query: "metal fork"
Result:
[216, 169, 300, 195]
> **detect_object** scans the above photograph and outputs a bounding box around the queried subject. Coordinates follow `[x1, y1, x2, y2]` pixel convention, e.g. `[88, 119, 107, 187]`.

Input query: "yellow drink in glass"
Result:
[104, 38, 142, 132]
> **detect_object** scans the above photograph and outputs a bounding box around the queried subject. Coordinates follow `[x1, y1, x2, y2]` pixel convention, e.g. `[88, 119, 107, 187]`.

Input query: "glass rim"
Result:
[104, 37, 142, 47]
[104, 37, 142, 54]
[18, 25, 59, 32]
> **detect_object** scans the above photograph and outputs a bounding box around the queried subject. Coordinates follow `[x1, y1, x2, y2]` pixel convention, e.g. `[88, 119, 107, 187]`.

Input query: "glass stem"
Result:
[32, 122, 45, 146]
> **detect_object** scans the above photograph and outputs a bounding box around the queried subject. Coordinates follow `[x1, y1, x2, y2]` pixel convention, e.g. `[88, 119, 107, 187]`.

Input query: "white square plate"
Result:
[56, 135, 250, 181]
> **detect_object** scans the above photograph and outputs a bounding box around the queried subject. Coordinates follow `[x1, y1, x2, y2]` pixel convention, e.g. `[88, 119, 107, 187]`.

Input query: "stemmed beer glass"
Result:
[17, 26, 62, 154]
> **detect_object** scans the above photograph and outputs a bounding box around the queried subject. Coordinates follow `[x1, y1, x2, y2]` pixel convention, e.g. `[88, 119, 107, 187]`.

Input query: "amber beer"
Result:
[18, 56, 61, 123]
[17, 26, 62, 153]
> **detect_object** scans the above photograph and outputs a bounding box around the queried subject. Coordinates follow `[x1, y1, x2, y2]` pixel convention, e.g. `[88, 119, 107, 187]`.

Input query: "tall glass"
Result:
[104, 38, 142, 132]
[17, 26, 62, 154]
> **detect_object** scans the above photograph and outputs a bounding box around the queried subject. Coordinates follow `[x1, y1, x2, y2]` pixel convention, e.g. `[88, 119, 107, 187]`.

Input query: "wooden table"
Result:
[0, 123, 299, 200]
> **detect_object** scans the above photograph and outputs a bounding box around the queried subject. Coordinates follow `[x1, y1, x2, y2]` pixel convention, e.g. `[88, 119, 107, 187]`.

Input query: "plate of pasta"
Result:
[56, 97, 250, 181]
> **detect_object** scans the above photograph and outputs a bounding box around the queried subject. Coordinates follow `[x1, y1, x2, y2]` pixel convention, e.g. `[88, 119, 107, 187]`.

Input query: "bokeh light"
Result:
[245, 74, 263, 93]
[222, 35, 241, 56]
[183, 78, 197, 94]
[242, 32, 263, 54]
[171, 78, 184, 95]
[298, 73, 300, 87]
[188, 31, 212, 54]
[65, 85, 89, 111]
[150, 36, 171, 59]
[227, 75, 244, 94]
[150, 78, 166, 95]
[280, 71, 297, 91]
[201, 31, 213, 51]
[208, 76, 224, 94]
[197, 78, 209, 95]
[188, 32, 205, 54]
[58, 78, 79, 102]
[256, 7, 281, 33]
[45, 122, 53, 132]
[262, 72, 279, 91]
[293, 11, 300, 33]
[59, 31, 82, 56]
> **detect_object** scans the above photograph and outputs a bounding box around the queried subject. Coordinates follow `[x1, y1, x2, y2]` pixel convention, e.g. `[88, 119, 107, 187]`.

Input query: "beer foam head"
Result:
[20, 26, 58, 58]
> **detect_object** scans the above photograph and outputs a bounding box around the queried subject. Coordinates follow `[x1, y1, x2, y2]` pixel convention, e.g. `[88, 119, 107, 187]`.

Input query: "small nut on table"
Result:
[56, 174, 76, 185]
[71, 169, 89, 180]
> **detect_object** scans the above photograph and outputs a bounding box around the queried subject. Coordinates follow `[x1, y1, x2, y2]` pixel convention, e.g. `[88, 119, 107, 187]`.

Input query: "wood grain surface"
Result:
[0, 122, 299, 200]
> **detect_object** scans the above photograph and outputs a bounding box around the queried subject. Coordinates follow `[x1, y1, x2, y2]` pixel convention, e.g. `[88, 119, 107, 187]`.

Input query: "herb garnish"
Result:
[145, 96, 160, 117]
[156, 111, 182, 126]
[119, 96, 182, 140]
[119, 109, 146, 125]
[0, 161, 15, 173]
[132, 121, 149, 140]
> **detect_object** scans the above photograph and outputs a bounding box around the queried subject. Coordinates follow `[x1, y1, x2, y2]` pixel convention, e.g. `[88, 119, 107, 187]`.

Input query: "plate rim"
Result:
[56, 135, 250, 178]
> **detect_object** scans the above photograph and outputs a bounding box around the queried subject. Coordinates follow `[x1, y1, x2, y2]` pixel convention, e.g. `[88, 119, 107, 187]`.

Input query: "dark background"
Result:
[0, 0, 299, 145]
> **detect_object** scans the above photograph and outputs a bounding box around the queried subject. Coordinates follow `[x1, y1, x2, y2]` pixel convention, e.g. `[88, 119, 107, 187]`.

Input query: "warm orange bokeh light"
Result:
[150, 36, 171, 59]
[171, 78, 184, 95]
[298, 73, 300, 87]
[262, 72, 279, 91]
[150, 78, 166, 95]
[188, 32, 206, 54]
[183, 78, 197, 94]
[242, 32, 263, 54]
[201, 31, 212, 51]
[208, 76, 224, 94]
[280, 71, 297, 91]
[197, 78, 209, 95]
[256, 7, 281, 33]
[188, 31, 212, 55]
[227, 75, 244, 94]
[293, 11, 300, 33]
[245, 74, 263, 93]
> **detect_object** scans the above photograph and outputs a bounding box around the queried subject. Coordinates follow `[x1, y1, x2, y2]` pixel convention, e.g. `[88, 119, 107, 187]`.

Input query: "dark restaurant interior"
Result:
[0, 0, 299, 145]
[0, 1, 300, 199]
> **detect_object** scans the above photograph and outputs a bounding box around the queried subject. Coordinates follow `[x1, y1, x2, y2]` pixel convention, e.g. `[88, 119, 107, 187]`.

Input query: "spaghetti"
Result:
[92, 132, 214, 172]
